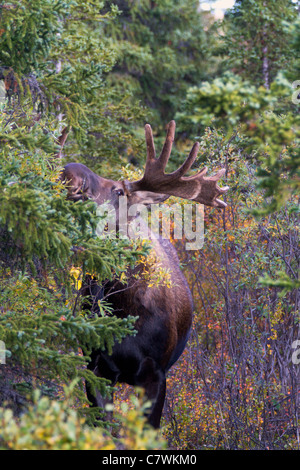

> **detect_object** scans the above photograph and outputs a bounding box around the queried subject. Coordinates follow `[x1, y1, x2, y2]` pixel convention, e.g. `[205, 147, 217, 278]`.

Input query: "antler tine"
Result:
[208, 168, 226, 182]
[158, 120, 176, 168]
[171, 142, 200, 178]
[56, 126, 71, 159]
[145, 124, 156, 161]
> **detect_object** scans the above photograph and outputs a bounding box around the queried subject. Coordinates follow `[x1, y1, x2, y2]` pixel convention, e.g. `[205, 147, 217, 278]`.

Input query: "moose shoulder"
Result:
[61, 120, 229, 428]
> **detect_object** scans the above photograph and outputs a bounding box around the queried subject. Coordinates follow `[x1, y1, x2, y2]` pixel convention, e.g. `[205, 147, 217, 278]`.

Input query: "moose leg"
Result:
[85, 352, 118, 423]
[136, 357, 166, 429]
[85, 378, 113, 415]
[146, 374, 166, 429]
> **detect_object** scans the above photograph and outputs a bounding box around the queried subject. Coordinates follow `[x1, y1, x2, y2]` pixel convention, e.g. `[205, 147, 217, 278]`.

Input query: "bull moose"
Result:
[61, 121, 228, 428]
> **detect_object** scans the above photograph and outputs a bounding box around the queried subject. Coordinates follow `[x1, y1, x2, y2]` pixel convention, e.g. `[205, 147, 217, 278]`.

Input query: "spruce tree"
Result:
[0, 104, 145, 415]
[102, 0, 208, 130]
[0, 0, 148, 421]
[222, 0, 298, 87]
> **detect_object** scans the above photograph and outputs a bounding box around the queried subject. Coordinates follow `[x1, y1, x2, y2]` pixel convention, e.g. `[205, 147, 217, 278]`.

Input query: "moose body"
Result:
[83, 237, 193, 428]
[62, 121, 228, 428]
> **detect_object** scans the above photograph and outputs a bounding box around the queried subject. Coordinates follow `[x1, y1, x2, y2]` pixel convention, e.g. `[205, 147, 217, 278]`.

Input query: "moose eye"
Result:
[114, 188, 124, 196]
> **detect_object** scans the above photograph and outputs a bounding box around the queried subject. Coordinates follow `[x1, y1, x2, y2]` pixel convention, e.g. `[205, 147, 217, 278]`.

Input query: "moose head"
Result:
[62, 120, 228, 208]
[61, 120, 228, 428]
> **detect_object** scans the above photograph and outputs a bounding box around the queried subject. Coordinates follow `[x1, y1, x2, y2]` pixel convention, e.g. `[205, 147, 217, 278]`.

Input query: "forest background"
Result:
[0, 0, 299, 450]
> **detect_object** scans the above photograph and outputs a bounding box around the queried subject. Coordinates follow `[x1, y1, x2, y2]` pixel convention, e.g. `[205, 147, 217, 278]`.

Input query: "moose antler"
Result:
[56, 126, 71, 159]
[125, 120, 229, 208]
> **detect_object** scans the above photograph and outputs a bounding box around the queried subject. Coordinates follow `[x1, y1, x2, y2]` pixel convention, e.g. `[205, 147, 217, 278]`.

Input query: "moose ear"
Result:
[129, 190, 169, 206]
